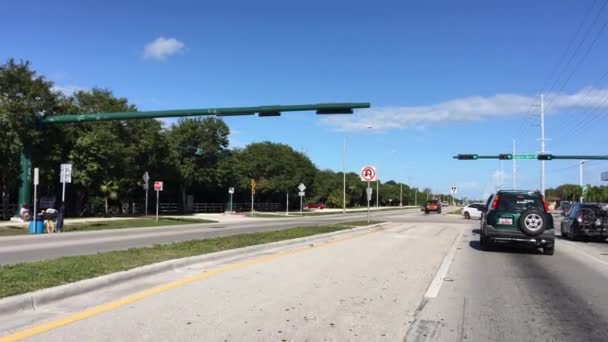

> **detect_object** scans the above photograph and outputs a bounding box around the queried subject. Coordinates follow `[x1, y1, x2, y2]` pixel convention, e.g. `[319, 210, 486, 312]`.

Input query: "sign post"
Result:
[366, 184, 372, 223]
[228, 187, 234, 213]
[60, 163, 72, 204]
[33, 167, 39, 231]
[298, 183, 306, 216]
[251, 179, 256, 216]
[154, 181, 163, 222]
[143, 172, 150, 216]
[360, 166, 377, 223]
[450, 186, 457, 206]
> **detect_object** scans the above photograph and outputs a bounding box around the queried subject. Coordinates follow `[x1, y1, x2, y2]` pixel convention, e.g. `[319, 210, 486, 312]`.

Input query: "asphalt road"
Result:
[0, 208, 429, 265]
[2, 212, 608, 341]
[4, 214, 466, 341]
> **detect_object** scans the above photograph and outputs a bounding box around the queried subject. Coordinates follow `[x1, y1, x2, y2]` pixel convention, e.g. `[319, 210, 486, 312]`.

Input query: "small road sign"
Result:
[451, 186, 457, 194]
[143, 171, 150, 183]
[361, 166, 377, 182]
[229, 187, 235, 194]
[298, 183, 306, 192]
[366, 187, 373, 201]
[298, 191, 305, 196]
[154, 181, 163, 191]
[34, 168, 39, 186]
[60, 163, 72, 183]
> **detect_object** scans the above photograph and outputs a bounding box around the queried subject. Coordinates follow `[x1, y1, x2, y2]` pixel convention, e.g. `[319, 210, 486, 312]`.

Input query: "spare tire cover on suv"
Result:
[518, 209, 547, 236]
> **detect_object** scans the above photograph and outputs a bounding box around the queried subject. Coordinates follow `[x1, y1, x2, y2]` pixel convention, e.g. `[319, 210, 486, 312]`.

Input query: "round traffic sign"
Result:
[361, 166, 376, 181]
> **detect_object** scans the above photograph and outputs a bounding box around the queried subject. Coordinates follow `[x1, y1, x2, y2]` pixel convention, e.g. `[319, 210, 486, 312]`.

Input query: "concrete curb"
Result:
[0, 221, 394, 316]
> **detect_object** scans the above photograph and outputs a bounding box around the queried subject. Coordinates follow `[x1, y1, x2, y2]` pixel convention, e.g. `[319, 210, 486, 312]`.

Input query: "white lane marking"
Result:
[424, 228, 463, 298]
[559, 240, 608, 267]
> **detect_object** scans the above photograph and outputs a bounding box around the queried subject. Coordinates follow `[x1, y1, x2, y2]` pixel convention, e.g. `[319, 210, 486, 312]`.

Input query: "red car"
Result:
[304, 203, 325, 209]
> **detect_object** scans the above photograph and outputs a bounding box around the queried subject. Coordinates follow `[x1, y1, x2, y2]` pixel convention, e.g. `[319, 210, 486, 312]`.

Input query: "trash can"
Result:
[29, 221, 44, 234]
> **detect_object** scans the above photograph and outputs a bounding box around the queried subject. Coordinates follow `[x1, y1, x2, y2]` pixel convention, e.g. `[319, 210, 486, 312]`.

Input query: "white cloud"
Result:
[143, 37, 185, 61]
[52, 84, 86, 96]
[323, 87, 608, 132]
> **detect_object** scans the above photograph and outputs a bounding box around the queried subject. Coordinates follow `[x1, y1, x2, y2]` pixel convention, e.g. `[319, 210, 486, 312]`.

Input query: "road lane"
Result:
[0, 209, 426, 265]
[406, 227, 608, 342]
[3, 221, 466, 341]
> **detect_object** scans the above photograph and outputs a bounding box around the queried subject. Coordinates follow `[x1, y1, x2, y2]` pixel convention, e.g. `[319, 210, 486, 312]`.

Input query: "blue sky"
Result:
[2, 0, 608, 199]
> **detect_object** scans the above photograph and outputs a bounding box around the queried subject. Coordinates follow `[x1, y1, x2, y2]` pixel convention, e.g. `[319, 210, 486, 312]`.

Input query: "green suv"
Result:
[480, 190, 555, 255]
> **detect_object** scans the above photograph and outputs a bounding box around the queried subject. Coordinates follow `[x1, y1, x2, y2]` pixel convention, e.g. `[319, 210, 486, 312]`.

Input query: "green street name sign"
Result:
[514, 154, 537, 160]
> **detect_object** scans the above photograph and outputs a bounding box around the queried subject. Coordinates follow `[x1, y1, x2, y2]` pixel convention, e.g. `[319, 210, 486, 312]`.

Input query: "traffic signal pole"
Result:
[15, 102, 370, 218]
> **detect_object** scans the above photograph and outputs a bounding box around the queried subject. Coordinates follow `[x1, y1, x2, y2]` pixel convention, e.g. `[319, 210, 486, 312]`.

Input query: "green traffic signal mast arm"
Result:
[454, 153, 608, 160]
[17, 102, 370, 217]
[548, 155, 608, 160]
[39, 103, 370, 124]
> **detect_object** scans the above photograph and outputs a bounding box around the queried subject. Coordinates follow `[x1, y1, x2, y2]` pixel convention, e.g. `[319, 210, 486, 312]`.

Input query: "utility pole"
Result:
[414, 187, 417, 206]
[580, 160, 585, 202]
[500, 160, 504, 190]
[512, 139, 516, 190]
[540, 94, 546, 196]
[343, 137, 346, 213]
[400, 183, 403, 207]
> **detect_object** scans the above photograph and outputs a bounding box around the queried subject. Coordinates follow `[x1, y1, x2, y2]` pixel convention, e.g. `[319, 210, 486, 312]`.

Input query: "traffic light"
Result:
[455, 154, 478, 160]
[537, 154, 553, 160]
[498, 154, 513, 160]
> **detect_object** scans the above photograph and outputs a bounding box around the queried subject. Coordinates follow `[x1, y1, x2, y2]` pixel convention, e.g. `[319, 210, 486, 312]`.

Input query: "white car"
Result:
[461, 203, 485, 219]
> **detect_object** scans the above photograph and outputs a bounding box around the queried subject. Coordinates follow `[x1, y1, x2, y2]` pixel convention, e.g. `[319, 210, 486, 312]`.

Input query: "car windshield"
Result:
[496, 193, 543, 213]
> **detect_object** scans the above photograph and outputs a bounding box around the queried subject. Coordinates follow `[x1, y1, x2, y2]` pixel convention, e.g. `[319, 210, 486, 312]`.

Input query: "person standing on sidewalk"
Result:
[55, 205, 65, 232]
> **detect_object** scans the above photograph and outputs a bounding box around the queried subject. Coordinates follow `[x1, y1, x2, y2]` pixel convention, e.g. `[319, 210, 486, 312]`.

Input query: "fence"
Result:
[0, 203, 17, 220]
[192, 202, 282, 213]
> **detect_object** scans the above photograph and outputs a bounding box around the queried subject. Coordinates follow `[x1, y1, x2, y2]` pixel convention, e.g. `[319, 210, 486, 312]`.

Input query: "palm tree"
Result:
[100, 181, 119, 215]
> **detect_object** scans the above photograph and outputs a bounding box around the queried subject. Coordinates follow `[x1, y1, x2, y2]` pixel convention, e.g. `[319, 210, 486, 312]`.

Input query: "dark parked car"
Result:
[480, 190, 555, 255]
[560, 203, 608, 241]
[424, 200, 441, 214]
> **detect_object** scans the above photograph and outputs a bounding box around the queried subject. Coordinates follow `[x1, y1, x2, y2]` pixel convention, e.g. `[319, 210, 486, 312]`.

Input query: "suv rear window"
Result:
[427, 200, 438, 204]
[496, 193, 543, 213]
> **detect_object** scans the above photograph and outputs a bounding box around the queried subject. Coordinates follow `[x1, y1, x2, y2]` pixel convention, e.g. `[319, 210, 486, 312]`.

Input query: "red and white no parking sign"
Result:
[360, 166, 377, 182]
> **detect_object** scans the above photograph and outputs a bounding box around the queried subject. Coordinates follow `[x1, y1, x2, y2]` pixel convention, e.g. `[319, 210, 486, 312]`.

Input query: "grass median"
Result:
[0, 217, 216, 237]
[0, 220, 383, 299]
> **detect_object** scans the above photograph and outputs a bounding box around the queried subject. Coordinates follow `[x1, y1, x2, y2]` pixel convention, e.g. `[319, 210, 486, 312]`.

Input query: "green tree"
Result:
[0, 59, 58, 205]
[165, 117, 230, 205]
[99, 180, 119, 214]
[233, 142, 317, 203]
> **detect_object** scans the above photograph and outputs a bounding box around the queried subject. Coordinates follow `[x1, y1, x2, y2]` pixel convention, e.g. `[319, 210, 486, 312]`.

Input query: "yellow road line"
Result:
[0, 228, 382, 342]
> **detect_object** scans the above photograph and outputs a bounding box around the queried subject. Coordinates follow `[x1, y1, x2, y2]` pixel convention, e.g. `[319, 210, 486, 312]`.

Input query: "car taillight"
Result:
[541, 198, 550, 213]
[491, 195, 500, 210]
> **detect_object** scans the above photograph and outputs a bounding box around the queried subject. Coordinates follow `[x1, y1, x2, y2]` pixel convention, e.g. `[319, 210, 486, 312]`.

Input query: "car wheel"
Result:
[569, 226, 578, 241]
[437, 209, 442, 214]
[543, 245, 555, 255]
[480, 230, 491, 251]
[464, 212, 471, 219]
[518, 209, 547, 236]
[561, 224, 569, 238]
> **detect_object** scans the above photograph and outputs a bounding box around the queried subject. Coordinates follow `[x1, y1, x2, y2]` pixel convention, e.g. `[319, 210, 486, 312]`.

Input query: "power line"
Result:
[551, 68, 608, 137]
[544, 1, 608, 112]
[539, 0, 601, 93]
